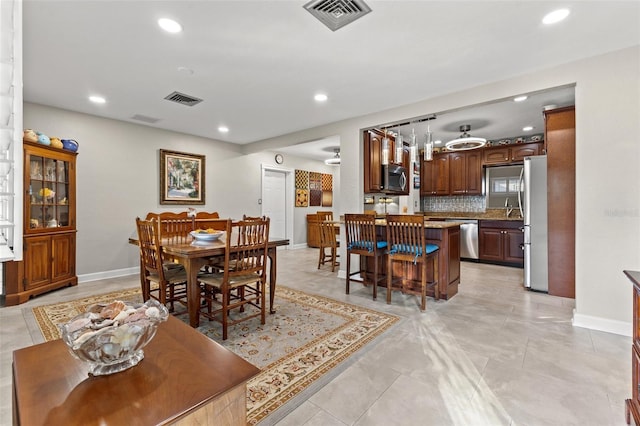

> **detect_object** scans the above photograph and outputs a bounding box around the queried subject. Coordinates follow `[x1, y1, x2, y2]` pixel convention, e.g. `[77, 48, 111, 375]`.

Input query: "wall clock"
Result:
[275, 154, 284, 164]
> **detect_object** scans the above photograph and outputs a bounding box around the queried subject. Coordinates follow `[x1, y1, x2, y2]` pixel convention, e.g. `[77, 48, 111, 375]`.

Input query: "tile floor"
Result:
[0, 247, 632, 426]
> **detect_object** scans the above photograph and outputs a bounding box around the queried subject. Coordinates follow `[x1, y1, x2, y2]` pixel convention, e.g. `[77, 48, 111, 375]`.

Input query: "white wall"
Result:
[249, 46, 640, 334]
[23, 103, 337, 274]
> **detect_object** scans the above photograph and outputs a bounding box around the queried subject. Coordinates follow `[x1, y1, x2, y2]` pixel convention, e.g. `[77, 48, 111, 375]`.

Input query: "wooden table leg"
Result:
[268, 246, 277, 314]
[179, 257, 207, 328]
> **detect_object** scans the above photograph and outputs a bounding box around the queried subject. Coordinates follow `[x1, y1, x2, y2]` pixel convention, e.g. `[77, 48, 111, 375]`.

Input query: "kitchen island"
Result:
[359, 220, 461, 300]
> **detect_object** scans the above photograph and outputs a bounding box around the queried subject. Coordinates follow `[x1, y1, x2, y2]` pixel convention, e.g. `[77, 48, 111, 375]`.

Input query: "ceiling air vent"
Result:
[163, 91, 203, 107]
[130, 114, 161, 124]
[304, 0, 371, 31]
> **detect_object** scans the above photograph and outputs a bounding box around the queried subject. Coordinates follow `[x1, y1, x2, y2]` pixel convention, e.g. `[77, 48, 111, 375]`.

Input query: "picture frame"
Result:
[159, 149, 205, 205]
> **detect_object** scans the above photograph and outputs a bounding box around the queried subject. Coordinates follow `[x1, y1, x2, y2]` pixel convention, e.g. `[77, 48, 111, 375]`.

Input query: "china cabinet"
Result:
[4, 140, 77, 305]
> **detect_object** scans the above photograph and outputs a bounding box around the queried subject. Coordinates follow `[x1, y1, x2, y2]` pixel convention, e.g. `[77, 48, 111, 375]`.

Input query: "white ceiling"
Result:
[22, 1, 640, 161]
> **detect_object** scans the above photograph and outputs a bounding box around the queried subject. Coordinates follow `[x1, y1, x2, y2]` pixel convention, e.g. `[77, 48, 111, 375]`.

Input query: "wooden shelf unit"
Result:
[4, 141, 78, 305]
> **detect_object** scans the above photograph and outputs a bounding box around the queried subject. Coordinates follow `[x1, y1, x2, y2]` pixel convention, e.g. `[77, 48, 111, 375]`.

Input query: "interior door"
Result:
[262, 169, 287, 240]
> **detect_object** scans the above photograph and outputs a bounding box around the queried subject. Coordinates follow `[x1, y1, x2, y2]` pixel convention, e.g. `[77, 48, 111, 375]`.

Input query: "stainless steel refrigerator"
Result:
[518, 155, 549, 292]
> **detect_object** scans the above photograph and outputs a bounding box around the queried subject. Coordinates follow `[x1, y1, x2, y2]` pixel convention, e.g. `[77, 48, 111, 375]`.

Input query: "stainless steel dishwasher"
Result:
[445, 219, 479, 260]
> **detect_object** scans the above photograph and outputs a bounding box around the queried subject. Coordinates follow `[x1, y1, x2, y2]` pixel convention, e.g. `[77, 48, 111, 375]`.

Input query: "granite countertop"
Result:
[420, 209, 524, 222]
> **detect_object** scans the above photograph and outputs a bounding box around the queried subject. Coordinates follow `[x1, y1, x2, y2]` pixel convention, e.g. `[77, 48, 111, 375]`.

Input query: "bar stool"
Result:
[344, 213, 387, 300]
[317, 220, 340, 272]
[385, 214, 439, 311]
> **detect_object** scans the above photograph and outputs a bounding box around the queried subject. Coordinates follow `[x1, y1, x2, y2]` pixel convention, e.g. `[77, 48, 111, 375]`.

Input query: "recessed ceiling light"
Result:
[314, 93, 328, 102]
[434, 140, 442, 145]
[218, 126, 229, 133]
[177, 66, 194, 75]
[89, 95, 106, 104]
[523, 126, 534, 132]
[542, 8, 570, 25]
[514, 95, 528, 102]
[158, 18, 182, 33]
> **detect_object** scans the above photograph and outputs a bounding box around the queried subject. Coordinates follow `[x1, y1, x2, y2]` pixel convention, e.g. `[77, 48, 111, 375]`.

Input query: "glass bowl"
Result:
[60, 298, 168, 376]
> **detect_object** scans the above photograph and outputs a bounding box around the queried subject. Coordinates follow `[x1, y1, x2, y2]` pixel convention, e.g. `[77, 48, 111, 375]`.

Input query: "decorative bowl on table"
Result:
[60, 298, 168, 376]
[190, 229, 223, 242]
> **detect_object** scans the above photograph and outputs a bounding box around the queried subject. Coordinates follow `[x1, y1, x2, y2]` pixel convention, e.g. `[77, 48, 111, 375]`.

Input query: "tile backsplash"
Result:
[422, 195, 486, 212]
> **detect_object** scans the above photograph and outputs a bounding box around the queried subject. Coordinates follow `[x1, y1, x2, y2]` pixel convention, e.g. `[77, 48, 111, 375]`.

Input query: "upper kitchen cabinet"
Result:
[363, 129, 409, 194]
[545, 106, 575, 298]
[482, 142, 543, 166]
[421, 153, 450, 196]
[364, 129, 384, 193]
[449, 151, 482, 195]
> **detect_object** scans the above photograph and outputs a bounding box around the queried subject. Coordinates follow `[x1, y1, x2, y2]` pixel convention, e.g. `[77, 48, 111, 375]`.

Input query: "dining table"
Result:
[129, 234, 290, 328]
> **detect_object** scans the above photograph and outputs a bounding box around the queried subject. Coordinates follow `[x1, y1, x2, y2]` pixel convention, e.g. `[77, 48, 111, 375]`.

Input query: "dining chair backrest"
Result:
[136, 217, 163, 278]
[345, 214, 383, 255]
[385, 214, 427, 261]
[193, 211, 226, 232]
[225, 218, 270, 279]
[242, 214, 267, 221]
[145, 211, 192, 244]
[316, 211, 333, 222]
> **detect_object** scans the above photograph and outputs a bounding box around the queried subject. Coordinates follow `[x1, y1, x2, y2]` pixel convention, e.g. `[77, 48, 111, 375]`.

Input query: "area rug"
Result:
[30, 286, 399, 425]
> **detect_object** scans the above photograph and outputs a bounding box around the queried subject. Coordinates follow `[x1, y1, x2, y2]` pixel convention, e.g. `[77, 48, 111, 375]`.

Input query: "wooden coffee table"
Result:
[12, 316, 260, 425]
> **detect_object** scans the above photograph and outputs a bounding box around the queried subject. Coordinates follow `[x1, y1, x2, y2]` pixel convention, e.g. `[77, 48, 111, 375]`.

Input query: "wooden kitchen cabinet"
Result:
[482, 142, 542, 166]
[363, 129, 410, 194]
[421, 153, 449, 196]
[449, 150, 482, 195]
[478, 220, 524, 266]
[625, 270, 640, 425]
[364, 129, 384, 193]
[4, 141, 77, 306]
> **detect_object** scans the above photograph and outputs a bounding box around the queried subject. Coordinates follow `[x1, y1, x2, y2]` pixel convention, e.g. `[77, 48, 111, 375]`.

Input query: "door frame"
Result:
[261, 164, 293, 249]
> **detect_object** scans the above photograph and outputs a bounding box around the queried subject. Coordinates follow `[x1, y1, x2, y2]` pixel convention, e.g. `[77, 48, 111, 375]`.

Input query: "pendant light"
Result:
[381, 130, 390, 165]
[424, 125, 433, 161]
[445, 124, 487, 151]
[395, 126, 404, 165]
[409, 128, 417, 164]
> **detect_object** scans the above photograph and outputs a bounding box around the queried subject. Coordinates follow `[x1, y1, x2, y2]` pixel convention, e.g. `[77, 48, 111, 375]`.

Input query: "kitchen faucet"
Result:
[505, 197, 513, 218]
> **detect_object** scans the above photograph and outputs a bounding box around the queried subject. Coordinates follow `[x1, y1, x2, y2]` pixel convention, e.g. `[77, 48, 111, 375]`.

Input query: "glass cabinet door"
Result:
[28, 154, 70, 230]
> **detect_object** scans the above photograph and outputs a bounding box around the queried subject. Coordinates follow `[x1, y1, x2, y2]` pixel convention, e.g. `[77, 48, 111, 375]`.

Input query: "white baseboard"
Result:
[572, 309, 631, 337]
[78, 267, 139, 284]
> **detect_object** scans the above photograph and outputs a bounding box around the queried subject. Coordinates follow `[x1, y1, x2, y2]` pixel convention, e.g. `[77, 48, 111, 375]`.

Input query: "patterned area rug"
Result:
[31, 286, 399, 425]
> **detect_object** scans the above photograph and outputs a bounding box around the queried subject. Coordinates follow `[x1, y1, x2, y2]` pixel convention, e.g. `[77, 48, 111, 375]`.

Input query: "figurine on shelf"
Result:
[30, 161, 42, 179]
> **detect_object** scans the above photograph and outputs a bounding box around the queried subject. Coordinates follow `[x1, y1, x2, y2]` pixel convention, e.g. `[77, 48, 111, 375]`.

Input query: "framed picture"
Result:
[159, 149, 205, 205]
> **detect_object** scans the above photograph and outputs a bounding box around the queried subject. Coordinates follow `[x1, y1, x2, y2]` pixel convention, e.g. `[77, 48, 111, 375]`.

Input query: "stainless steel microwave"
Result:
[383, 164, 408, 193]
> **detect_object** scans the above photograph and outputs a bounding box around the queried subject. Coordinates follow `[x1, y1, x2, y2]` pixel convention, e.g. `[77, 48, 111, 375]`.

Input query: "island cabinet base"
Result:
[360, 224, 461, 300]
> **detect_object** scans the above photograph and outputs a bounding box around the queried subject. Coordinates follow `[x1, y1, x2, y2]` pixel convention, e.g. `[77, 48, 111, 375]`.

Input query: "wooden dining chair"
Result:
[193, 211, 224, 231]
[242, 214, 266, 221]
[135, 217, 188, 313]
[385, 214, 439, 311]
[344, 213, 387, 300]
[317, 220, 340, 272]
[198, 217, 270, 340]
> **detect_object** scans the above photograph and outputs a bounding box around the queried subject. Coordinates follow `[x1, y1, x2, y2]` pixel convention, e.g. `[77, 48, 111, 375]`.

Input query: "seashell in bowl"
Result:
[60, 298, 168, 376]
